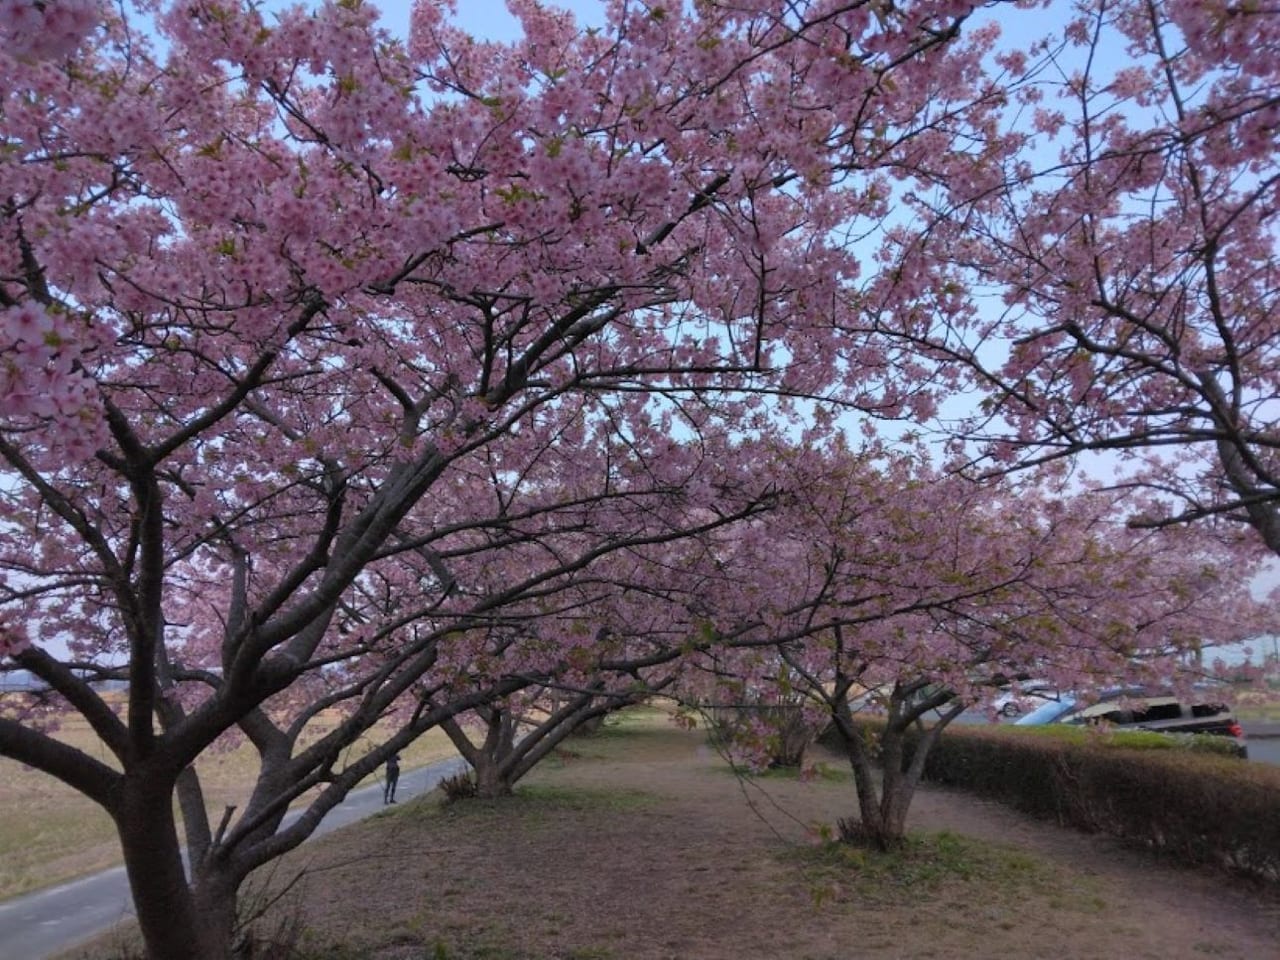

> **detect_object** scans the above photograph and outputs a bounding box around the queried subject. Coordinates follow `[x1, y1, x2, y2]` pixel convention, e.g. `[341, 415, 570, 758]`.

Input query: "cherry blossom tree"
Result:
[0, 2, 1009, 957]
[433, 459, 808, 799]
[871, 0, 1280, 554]
[405, 499, 719, 799]
[682, 441, 1270, 848]
[437, 672, 660, 800]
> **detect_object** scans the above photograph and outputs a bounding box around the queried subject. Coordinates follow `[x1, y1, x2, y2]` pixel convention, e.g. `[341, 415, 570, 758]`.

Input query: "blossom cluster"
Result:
[0, 302, 102, 459]
[0, 0, 98, 61]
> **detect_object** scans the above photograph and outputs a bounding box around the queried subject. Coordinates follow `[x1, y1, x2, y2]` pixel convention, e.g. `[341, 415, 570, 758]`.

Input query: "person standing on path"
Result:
[384, 752, 401, 804]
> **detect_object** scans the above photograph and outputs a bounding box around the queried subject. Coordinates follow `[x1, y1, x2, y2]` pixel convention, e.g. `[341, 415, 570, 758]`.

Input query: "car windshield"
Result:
[1014, 697, 1077, 725]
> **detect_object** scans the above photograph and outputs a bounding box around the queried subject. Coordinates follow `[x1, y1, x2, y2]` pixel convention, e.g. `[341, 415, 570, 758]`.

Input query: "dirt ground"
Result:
[241, 711, 1280, 960]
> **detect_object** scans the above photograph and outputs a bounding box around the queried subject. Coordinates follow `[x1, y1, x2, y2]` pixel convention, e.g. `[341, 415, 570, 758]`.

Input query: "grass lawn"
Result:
[59, 707, 1280, 960]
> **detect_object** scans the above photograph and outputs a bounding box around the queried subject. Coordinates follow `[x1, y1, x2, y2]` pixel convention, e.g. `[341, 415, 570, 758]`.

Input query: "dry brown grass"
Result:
[1237, 689, 1280, 723]
[0, 710, 456, 901]
[44, 707, 1280, 960]
[175, 707, 1280, 960]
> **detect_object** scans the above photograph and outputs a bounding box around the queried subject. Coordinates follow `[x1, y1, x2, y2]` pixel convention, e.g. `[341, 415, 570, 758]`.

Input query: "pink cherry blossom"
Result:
[2, 4, 1274, 957]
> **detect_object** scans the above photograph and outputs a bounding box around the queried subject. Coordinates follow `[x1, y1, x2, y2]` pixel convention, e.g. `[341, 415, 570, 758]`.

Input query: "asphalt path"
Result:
[0, 756, 467, 960]
[1247, 735, 1280, 766]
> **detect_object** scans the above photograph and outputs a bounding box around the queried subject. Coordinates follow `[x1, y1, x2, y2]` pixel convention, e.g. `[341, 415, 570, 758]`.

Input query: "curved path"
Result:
[0, 757, 466, 960]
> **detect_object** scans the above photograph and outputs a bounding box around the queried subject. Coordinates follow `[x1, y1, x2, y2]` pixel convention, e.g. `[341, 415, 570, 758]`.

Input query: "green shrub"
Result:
[706, 702, 819, 768]
[849, 719, 1280, 883]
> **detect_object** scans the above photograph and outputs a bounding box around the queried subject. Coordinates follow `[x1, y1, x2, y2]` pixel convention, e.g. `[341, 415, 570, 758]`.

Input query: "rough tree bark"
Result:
[829, 679, 965, 850]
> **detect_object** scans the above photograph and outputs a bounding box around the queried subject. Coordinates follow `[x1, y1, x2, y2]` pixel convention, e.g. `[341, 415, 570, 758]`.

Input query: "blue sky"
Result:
[365, 1, 1051, 49]
[373, 0, 605, 42]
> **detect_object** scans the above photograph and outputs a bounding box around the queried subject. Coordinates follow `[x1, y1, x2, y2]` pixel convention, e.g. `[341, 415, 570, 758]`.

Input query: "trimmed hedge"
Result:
[840, 721, 1280, 882]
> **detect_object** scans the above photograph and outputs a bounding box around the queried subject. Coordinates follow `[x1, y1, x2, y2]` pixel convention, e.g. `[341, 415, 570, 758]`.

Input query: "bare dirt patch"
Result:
[244, 710, 1280, 960]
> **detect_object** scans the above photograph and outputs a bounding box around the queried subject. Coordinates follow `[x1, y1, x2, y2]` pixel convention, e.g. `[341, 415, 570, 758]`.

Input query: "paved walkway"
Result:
[0, 757, 466, 960]
[1245, 721, 1280, 738]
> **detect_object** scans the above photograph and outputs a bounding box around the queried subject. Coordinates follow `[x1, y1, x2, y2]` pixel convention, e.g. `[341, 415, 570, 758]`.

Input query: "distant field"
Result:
[1237, 690, 1280, 723]
[0, 708, 455, 901]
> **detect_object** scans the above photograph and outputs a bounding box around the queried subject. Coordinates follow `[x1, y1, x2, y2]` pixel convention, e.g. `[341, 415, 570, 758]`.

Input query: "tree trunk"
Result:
[836, 723, 910, 851]
[443, 704, 522, 799]
[472, 751, 515, 799]
[832, 684, 963, 851]
[571, 713, 606, 736]
[831, 694, 926, 851]
[838, 755, 911, 849]
[192, 867, 241, 960]
[871, 739, 913, 849]
[117, 776, 235, 960]
[873, 721, 915, 842]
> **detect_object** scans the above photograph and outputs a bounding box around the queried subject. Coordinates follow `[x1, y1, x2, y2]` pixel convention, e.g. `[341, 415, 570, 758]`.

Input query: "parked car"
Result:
[991, 680, 1059, 718]
[1014, 688, 1249, 758]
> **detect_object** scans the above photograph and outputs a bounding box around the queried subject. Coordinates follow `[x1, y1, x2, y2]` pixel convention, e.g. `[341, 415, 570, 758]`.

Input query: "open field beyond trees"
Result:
[59, 708, 1280, 960]
[1238, 693, 1280, 725]
[0, 707, 457, 902]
